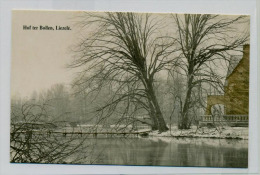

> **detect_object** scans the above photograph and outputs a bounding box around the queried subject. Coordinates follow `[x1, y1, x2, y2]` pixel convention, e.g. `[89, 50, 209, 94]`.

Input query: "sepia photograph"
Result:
[10, 10, 250, 168]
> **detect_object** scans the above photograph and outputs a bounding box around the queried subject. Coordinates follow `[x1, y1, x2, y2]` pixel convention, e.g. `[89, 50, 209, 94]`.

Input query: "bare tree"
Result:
[10, 101, 90, 164]
[172, 14, 249, 129]
[70, 12, 178, 132]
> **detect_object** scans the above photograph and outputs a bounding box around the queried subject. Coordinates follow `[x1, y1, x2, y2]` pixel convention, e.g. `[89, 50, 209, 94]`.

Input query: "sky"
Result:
[11, 10, 250, 98]
[11, 10, 79, 98]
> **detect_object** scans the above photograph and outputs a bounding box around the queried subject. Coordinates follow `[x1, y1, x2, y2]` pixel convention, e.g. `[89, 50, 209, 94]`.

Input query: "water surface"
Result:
[81, 137, 248, 168]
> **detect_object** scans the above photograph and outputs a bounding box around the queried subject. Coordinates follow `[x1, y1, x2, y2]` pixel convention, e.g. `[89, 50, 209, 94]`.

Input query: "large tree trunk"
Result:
[179, 75, 193, 129]
[146, 80, 169, 132]
[148, 101, 159, 130]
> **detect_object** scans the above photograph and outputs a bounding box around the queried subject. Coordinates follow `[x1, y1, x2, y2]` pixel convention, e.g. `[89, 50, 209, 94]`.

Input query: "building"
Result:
[201, 44, 249, 126]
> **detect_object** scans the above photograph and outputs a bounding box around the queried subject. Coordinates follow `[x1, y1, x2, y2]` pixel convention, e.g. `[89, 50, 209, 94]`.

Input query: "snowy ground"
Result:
[142, 126, 248, 140]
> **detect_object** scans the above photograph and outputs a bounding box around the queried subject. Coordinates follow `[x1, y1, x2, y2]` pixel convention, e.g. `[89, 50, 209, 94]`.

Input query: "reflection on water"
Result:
[83, 137, 248, 168]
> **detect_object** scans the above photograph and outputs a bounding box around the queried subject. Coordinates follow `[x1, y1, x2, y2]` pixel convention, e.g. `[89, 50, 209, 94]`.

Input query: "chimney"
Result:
[243, 44, 249, 59]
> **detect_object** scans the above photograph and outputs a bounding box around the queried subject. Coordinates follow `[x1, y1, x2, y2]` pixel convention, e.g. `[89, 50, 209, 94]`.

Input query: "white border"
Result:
[0, 0, 258, 174]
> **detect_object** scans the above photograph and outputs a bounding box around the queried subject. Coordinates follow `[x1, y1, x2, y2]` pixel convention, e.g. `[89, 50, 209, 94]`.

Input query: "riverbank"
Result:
[147, 126, 248, 140]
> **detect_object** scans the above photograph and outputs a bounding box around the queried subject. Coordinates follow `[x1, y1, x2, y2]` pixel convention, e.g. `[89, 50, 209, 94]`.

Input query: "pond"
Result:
[78, 137, 248, 168]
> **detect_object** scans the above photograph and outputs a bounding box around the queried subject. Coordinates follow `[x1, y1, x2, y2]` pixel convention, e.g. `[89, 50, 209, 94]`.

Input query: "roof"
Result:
[224, 55, 243, 87]
[226, 55, 242, 78]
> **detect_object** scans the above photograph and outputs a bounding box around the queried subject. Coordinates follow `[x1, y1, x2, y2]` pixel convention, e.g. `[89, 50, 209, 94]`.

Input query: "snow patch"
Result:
[145, 126, 248, 140]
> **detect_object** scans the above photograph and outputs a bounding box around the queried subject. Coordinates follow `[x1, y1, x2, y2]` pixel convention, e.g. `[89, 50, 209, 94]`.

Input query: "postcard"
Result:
[10, 10, 250, 168]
